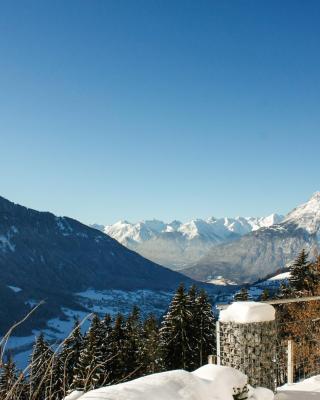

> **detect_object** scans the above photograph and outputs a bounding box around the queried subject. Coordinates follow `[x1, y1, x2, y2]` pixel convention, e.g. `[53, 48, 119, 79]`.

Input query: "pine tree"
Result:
[277, 282, 292, 299]
[49, 355, 64, 400]
[289, 249, 313, 295]
[0, 356, 17, 399]
[107, 313, 127, 384]
[260, 288, 270, 301]
[186, 285, 201, 370]
[307, 255, 320, 295]
[122, 306, 143, 381]
[59, 319, 83, 393]
[14, 372, 28, 400]
[99, 314, 113, 386]
[139, 314, 161, 375]
[194, 289, 216, 367]
[71, 314, 104, 392]
[234, 287, 249, 301]
[29, 333, 54, 399]
[159, 284, 193, 371]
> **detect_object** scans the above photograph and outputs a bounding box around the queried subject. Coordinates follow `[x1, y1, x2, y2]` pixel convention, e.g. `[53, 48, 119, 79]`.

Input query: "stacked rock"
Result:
[218, 302, 276, 391]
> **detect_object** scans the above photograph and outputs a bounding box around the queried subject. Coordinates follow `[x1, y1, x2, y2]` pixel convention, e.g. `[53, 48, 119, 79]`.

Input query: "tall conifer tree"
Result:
[159, 284, 193, 370]
[122, 306, 142, 381]
[194, 289, 216, 367]
[139, 314, 160, 375]
[99, 313, 113, 386]
[0, 356, 17, 400]
[59, 319, 83, 393]
[234, 287, 249, 301]
[289, 249, 313, 295]
[186, 285, 200, 370]
[29, 333, 54, 399]
[71, 314, 104, 392]
[107, 313, 126, 384]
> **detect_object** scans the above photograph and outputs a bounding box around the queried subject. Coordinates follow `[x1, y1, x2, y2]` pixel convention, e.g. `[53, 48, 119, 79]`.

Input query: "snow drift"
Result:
[65, 364, 274, 400]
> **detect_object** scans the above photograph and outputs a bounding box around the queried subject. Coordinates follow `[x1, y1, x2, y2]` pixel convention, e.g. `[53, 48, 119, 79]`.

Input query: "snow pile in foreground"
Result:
[276, 374, 320, 399]
[65, 364, 273, 400]
[219, 302, 275, 324]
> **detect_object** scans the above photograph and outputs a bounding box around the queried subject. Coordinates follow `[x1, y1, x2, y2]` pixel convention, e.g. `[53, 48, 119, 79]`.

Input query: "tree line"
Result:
[0, 285, 215, 399]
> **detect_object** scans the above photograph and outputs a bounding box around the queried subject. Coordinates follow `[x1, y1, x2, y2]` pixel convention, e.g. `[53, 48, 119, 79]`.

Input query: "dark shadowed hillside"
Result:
[0, 196, 193, 333]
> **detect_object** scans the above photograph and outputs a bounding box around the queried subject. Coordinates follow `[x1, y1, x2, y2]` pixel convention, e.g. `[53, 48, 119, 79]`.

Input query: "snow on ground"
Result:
[5, 308, 91, 369]
[219, 302, 275, 323]
[65, 364, 273, 400]
[268, 272, 290, 281]
[206, 276, 238, 286]
[43, 308, 90, 340]
[7, 289, 174, 369]
[245, 271, 290, 301]
[76, 289, 173, 319]
[276, 375, 320, 399]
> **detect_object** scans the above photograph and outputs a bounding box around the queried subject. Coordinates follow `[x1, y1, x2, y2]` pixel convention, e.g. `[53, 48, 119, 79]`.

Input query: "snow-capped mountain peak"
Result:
[97, 213, 284, 270]
[103, 214, 284, 245]
[283, 192, 320, 234]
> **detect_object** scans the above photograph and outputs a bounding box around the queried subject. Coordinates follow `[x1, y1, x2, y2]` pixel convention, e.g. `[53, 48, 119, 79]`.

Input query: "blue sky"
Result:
[1, 0, 320, 224]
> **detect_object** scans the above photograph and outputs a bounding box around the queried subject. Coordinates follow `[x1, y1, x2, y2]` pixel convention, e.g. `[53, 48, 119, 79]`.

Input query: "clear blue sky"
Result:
[1, 0, 320, 224]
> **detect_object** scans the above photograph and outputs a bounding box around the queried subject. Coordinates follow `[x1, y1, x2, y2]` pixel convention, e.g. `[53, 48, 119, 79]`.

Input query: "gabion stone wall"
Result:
[218, 320, 276, 391]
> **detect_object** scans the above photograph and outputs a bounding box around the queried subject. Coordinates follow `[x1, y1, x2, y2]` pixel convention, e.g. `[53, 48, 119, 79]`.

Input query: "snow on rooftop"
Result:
[219, 301, 275, 324]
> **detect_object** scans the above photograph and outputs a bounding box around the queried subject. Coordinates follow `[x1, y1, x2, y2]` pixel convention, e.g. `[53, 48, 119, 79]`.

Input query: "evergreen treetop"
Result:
[234, 287, 249, 301]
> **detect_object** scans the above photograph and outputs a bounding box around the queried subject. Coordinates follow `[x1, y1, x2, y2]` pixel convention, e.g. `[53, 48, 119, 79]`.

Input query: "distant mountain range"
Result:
[183, 192, 320, 283]
[93, 214, 283, 270]
[96, 193, 320, 284]
[0, 196, 195, 334]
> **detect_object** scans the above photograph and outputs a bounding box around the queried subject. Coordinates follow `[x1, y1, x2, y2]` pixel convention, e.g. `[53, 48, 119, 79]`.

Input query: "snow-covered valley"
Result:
[5, 289, 177, 369]
[5, 270, 288, 370]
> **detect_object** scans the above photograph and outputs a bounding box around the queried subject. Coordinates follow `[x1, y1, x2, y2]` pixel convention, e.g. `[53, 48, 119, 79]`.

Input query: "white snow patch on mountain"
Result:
[283, 192, 320, 234]
[7, 285, 22, 293]
[55, 217, 73, 236]
[0, 226, 18, 252]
